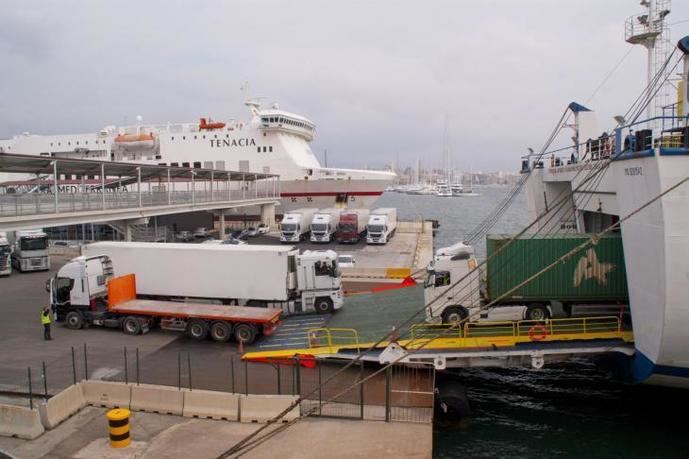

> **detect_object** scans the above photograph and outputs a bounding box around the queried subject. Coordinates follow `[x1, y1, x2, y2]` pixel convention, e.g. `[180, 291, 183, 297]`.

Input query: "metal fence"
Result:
[6, 344, 434, 424]
[0, 181, 279, 218]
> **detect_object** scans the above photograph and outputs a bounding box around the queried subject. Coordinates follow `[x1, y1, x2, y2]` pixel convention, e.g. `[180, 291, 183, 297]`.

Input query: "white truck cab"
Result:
[10, 230, 50, 272]
[366, 208, 397, 244]
[0, 232, 11, 276]
[297, 249, 344, 312]
[310, 208, 341, 243]
[424, 242, 481, 323]
[280, 208, 317, 242]
[49, 255, 114, 321]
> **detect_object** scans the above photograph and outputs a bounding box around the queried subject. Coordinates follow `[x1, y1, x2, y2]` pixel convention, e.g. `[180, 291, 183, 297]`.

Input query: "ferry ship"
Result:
[524, 0, 689, 388]
[0, 99, 395, 214]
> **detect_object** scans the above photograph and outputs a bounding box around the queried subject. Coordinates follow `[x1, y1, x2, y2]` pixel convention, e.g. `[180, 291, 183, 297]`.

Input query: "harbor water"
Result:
[375, 188, 689, 458]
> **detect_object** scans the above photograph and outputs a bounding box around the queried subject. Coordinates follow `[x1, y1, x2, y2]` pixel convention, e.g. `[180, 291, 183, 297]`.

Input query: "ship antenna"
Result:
[625, 0, 673, 124]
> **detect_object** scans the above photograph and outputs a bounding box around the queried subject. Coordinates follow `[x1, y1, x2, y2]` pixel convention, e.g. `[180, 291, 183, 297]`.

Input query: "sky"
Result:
[1, 0, 688, 172]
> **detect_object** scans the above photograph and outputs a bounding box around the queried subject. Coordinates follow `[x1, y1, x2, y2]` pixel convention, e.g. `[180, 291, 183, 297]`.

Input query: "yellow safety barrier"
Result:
[107, 408, 131, 448]
[385, 268, 412, 279]
[307, 328, 360, 353]
[243, 316, 633, 362]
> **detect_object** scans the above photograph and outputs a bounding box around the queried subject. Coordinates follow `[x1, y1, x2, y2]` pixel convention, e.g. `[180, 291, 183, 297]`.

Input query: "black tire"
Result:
[441, 306, 468, 325]
[525, 303, 550, 321]
[186, 319, 209, 340]
[234, 323, 256, 345]
[210, 321, 232, 343]
[122, 316, 142, 335]
[65, 311, 84, 330]
[314, 297, 334, 314]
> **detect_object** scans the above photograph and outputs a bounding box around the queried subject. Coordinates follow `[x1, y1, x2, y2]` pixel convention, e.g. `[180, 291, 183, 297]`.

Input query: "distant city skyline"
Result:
[1, 1, 688, 171]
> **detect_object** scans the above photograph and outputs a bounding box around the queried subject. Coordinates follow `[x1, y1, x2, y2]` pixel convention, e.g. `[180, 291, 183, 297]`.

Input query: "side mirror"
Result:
[45, 279, 51, 293]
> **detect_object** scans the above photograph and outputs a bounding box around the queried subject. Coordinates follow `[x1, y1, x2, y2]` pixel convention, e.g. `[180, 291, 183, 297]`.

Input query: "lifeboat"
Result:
[199, 117, 226, 130]
[113, 133, 156, 150]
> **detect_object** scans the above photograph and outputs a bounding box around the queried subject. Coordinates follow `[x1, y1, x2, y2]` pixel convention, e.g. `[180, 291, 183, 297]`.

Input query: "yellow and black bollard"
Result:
[107, 408, 131, 448]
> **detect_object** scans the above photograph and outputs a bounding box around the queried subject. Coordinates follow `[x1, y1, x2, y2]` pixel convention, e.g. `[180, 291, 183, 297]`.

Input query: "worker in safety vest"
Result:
[41, 307, 52, 340]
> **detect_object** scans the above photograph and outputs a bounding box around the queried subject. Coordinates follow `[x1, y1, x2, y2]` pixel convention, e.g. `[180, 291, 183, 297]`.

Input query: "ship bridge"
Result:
[259, 109, 315, 142]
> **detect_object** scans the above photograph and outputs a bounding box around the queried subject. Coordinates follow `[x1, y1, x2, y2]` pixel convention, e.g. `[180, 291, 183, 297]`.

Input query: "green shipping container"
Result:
[486, 233, 628, 302]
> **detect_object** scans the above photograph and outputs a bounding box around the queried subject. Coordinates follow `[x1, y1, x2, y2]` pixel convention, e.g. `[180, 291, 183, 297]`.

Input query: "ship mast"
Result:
[625, 0, 673, 124]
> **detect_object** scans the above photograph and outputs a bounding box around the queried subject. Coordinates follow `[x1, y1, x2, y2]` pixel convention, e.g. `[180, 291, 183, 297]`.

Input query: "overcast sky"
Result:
[1, 1, 688, 171]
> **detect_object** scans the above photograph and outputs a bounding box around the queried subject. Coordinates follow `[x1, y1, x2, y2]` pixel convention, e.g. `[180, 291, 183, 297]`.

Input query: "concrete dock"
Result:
[0, 406, 432, 458]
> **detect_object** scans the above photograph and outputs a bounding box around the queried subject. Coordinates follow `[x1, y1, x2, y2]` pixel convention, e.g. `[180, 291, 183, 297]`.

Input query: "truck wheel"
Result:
[441, 306, 468, 325]
[186, 320, 209, 340]
[210, 321, 232, 342]
[525, 304, 549, 321]
[234, 323, 256, 345]
[314, 298, 334, 314]
[65, 311, 84, 330]
[122, 316, 142, 335]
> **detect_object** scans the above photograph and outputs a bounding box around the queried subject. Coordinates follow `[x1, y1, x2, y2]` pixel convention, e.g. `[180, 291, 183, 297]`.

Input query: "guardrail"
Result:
[307, 328, 360, 353]
[409, 316, 625, 342]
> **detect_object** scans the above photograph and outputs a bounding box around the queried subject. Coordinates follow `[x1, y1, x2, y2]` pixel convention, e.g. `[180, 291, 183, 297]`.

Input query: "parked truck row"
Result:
[424, 233, 629, 323]
[0, 230, 51, 276]
[279, 207, 397, 245]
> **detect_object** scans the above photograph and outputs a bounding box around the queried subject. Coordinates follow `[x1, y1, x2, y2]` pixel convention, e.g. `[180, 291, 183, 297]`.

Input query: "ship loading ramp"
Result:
[242, 316, 634, 370]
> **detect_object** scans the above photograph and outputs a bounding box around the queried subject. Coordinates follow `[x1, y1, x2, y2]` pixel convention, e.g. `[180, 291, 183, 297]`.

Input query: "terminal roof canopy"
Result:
[0, 153, 277, 181]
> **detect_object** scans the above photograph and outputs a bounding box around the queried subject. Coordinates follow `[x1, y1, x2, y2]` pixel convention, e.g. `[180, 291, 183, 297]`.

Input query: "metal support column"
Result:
[219, 210, 225, 240]
[191, 171, 195, 205]
[53, 160, 58, 213]
[167, 169, 171, 205]
[255, 174, 258, 199]
[137, 167, 142, 208]
[210, 171, 214, 202]
[101, 163, 105, 210]
[242, 174, 246, 199]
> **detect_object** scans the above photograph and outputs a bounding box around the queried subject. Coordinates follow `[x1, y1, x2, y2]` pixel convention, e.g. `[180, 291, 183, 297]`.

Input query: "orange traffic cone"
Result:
[310, 332, 318, 348]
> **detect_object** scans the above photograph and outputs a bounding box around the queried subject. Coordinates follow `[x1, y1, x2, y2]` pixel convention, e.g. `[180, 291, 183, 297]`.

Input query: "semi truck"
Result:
[336, 209, 370, 243]
[280, 208, 318, 242]
[9, 230, 50, 272]
[424, 234, 629, 323]
[0, 232, 11, 276]
[310, 208, 342, 243]
[48, 256, 280, 344]
[366, 208, 397, 244]
[81, 242, 344, 315]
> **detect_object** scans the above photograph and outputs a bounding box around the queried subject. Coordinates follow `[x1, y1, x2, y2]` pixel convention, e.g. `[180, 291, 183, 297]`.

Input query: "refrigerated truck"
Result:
[48, 256, 280, 344]
[9, 229, 50, 272]
[310, 208, 342, 243]
[81, 241, 344, 315]
[336, 209, 370, 243]
[0, 232, 11, 276]
[424, 234, 629, 324]
[280, 208, 318, 242]
[366, 208, 397, 244]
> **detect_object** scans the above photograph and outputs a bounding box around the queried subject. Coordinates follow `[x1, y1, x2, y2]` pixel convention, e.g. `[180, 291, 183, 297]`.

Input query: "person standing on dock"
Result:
[41, 307, 52, 340]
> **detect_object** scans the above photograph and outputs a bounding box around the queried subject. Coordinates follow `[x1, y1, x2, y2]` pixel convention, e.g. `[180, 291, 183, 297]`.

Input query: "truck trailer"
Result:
[49, 256, 280, 344]
[310, 208, 342, 243]
[336, 209, 370, 243]
[0, 232, 11, 276]
[81, 242, 344, 315]
[280, 208, 318, 242]
[424, 234, 629, 323]
[9, 230, 50, 272]
[366, 208, 397, 244]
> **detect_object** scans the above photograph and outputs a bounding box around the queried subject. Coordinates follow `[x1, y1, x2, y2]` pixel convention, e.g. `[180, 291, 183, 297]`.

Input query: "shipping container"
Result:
[485, 233, 628, 302]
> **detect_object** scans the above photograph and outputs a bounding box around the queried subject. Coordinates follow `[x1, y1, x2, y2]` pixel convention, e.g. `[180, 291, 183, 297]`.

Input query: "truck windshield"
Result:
[368, 225, 384, 233]
[339, 224, 356, 232]
[20, 237, 48, 251]
[312, 223, 327, 232]
[0, 245, 9, 255]
[281, 224, 297, 232]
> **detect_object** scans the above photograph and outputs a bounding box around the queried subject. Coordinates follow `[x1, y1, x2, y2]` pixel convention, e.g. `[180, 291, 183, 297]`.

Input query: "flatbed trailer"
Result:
[57, 273, 281, 344]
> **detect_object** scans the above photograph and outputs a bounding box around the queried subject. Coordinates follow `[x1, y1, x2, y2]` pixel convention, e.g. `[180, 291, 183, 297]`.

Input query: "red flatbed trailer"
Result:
[106, 274, 281, 344]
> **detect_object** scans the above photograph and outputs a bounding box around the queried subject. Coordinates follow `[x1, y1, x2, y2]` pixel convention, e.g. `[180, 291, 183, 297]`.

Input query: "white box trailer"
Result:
[280, 208, 318, 242]
[81, 242, 343, 314]
[366, 208, 397, 244]
[310, 208, 342, 243]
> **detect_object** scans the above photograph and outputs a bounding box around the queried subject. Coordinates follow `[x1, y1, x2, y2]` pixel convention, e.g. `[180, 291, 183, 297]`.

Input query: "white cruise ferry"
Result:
[0, 99, 395, 214]
[524, 1, 689, 388]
